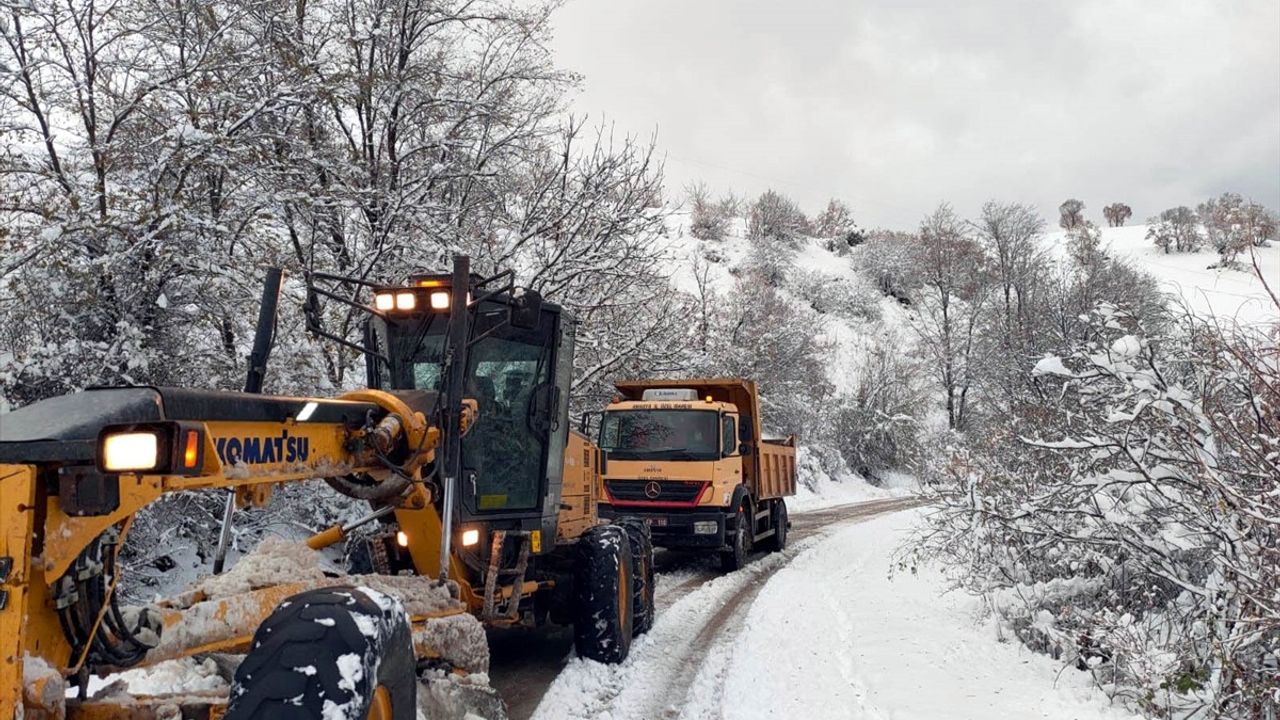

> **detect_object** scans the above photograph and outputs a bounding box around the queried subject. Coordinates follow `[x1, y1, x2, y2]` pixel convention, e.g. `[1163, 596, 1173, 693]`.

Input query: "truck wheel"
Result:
[720, 504, 752, 572]
[618, 519, 656, 635]
[226, 586, 416, 720]
[573, 524, 635, 663]
[765, 499, 789, 552]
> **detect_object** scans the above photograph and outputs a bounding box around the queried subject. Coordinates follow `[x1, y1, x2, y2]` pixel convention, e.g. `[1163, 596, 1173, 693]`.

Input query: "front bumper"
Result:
[598, 504, 727, 549]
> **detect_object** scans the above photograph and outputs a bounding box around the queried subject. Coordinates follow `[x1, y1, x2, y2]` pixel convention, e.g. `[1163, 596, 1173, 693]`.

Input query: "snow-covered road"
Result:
[527, 507, 1140, 720]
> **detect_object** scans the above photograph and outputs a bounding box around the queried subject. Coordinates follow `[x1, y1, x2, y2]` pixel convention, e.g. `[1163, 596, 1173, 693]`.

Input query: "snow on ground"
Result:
[529, 512, 849, 720]
[1048, 224, 1278, 324]
[792, 446, 916, 512]
[698, 510, 1140, 720]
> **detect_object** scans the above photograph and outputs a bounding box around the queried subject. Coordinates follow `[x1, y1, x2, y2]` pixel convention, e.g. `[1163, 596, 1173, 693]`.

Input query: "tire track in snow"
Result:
[520, 497, 922, 720]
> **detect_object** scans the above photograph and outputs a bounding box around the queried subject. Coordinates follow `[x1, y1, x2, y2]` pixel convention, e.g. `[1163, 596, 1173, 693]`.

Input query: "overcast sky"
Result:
[548, 0, 1280, 230]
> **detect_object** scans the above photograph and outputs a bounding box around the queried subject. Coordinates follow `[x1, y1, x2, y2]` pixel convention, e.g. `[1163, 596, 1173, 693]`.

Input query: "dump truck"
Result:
[0, 255, 654, 719]
[594, 379, 796, 570]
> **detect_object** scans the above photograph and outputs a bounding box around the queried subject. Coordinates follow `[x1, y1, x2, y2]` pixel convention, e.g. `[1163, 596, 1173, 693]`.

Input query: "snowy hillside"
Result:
[1047, 224, 1278, 323]
[660, 209, 920, 504]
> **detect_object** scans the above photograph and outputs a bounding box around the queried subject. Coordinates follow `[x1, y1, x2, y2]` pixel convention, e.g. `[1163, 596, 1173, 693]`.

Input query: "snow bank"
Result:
[711, 511, 1141, 720]
[791, 445, 915, 512]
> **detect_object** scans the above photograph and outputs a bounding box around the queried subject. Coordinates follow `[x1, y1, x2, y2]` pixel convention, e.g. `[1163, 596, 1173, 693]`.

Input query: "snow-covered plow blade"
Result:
[17, 578, 500, 719]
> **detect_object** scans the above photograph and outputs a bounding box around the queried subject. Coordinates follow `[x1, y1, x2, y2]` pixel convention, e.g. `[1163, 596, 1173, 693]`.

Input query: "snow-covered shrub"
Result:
[1198, 193, 1277, 265]
[787, 268, 882, 323]
[831, 333, 930, 479]
[852, 229, 919, 302]
[1147, 207, 1201, 254]
[746, 190, 809, 249]
[908, 296, 1280, 719]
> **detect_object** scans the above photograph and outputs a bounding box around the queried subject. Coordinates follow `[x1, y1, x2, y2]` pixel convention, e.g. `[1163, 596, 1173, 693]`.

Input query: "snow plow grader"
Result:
[0, 256, 654, 719]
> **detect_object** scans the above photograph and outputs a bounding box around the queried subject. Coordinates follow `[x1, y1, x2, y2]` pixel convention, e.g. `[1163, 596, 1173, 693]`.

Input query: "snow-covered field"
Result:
[1048, 224, 1278, 324]
[536, 510, 1139, 720]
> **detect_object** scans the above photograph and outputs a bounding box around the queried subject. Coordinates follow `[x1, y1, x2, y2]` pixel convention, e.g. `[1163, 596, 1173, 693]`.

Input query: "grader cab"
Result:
[0, 256, 653, 719]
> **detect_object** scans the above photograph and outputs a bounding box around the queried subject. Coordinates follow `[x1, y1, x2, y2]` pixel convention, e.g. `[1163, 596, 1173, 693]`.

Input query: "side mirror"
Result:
[510, 287, 543, 329]
[738, 443, 751, 456]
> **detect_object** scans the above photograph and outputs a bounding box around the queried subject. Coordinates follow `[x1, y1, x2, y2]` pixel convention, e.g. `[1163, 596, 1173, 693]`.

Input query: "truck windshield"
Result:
[599, 410, 720, 461]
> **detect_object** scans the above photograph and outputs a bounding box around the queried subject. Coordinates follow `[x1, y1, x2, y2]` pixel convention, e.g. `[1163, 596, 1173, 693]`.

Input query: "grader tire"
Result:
[573, 524, 635, 663]
[226, 586, 416, 720]
[618, 519, 656, 636]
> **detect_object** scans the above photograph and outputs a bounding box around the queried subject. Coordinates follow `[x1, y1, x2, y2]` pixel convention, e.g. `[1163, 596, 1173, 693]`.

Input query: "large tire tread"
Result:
[617, 519, 656, 635]
[226, 586, 416, 720]
[573, 524, 635, 663]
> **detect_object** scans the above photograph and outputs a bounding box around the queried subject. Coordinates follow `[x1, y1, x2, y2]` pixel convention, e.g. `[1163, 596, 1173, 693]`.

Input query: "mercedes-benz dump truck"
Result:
[595, 378, 796, 570]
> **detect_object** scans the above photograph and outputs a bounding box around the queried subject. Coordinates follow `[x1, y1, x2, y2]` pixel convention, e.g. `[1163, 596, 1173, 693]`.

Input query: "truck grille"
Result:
[606, 480, 706, 503]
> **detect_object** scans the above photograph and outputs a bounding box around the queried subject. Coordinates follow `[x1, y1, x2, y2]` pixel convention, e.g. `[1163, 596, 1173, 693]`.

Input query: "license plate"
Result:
[648, 517, 667, 527]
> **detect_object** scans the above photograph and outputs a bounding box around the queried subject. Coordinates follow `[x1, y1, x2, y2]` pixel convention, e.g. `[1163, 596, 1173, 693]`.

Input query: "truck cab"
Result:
[596, 379, 796, 570]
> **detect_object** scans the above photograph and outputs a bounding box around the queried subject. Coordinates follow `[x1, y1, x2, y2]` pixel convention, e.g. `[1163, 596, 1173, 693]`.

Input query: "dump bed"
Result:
[758, 436, 797, 500]
[613, 378, 796, 501]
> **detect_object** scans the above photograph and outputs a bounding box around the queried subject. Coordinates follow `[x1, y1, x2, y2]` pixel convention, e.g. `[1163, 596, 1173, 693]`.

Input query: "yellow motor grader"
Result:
[0, 255, 654, 719]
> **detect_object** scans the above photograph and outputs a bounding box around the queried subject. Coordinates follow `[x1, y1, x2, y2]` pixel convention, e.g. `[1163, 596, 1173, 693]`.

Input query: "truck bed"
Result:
[758, 437, 797, 500]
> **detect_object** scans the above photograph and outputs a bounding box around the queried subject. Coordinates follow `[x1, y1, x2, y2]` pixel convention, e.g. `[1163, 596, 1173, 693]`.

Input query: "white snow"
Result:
[1047, 224, 1279, 324]
[85, 657, 229, 698]
[709, 511, 1141, 720]
[534, 509, 1140, 720]
[791, 446, 916, 512]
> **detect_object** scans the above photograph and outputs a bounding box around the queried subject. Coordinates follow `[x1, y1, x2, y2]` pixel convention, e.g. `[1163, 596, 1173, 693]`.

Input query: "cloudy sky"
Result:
[549, 0, 1280, 230]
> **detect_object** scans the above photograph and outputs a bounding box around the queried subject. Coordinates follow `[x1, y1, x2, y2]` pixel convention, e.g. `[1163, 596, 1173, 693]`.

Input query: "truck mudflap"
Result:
[598, 504, 726, 549]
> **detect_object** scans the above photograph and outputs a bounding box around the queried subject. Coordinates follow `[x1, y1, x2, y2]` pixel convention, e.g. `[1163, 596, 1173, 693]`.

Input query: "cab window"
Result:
[721, 415, 736, 456]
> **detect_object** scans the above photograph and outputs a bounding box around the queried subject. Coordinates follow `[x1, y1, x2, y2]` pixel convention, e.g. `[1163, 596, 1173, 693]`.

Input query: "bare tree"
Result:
[1146, 206, 1200, 253]
[1197, 193, 1275, 266]
[687, 181, 730, 242]
[910, 204, 991, 431]
[1058, 198, 1086, 230]
[971, 201, 1049, 406]
[747, 189, 808, 248]
[1102, 202, 1132, 227]
[813, 198, 862, 251]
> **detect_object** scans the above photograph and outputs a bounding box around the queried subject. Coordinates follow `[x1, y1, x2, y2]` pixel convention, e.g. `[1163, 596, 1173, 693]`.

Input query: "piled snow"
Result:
[86, 657, 229, 698]
[703, 511, 1141, 720]
[1047, 224, 1279, 324]
[791, 446, 914, 512]
[191, 535, 328, 600]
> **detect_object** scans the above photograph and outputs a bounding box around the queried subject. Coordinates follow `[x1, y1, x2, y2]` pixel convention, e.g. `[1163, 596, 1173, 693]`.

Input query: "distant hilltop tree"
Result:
[1198, 192, 1277, 265]
[687, 182, 731, 243]
[813, 199, 865, 252]
[1146, 206, 1201, 254]
[1102, 202, 1132, 227]
[747, 189, 809, 249]
[1058, 199, 1086, 230]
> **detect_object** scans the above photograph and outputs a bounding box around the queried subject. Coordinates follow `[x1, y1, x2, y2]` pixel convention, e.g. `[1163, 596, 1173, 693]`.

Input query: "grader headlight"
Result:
[101, 432, 160, 472]
[97, 422, 206, 475]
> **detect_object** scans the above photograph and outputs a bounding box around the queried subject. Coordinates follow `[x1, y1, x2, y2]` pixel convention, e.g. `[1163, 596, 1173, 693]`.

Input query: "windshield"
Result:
[599, 410, 720, 461]
[376, 306, 554, 513]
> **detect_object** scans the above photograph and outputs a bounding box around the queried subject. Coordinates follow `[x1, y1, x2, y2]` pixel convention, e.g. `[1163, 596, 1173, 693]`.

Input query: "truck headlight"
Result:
[693, 521, 718, 535]
[461, 528, 480, 547]
[101, 432, 160, 472]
